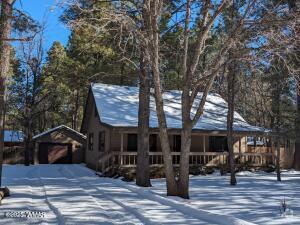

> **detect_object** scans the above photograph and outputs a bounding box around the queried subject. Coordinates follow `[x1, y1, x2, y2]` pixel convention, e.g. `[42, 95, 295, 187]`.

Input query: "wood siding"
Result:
[85, 93, 111, 169]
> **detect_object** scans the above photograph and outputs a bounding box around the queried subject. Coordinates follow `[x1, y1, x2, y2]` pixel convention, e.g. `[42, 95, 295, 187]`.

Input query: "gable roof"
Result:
[90, 83, 267, 133]
[33, 125, 86, 140]
[4, 130, 24, 143]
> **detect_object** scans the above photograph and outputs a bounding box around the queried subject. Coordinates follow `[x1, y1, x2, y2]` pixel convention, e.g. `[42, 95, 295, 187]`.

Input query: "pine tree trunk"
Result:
[72, 89, 79, 131]
[143, 0, 178, 196]
[136, 52, 151, 187]
[227, 60, 237, 186]
[294, 85, 300, 170]
[273, 92, 282, 180]
[24, 117, 32, 166]
[178, 126, 192, 198]
[24, 71, 31, 166]
[152, 58, 178, 196]
[276, 139, 281, 181]
[292, 1, 300, 171]
[178, 81, 193, 198]
[0, 0, 14, 187]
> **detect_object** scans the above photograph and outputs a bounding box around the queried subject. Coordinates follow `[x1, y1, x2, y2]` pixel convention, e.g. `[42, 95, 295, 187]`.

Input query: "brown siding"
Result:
[4, 142, 23, 147]
[85, 94, 111, 169]
[233, 137, 247, 153]
[110, 132, 121, 151]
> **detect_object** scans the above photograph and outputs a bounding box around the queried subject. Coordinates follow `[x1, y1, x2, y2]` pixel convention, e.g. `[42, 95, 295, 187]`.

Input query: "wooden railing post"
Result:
[120, 133, 124, 166]
[203, 135, 206, 152]
[245, 136, 247, 152]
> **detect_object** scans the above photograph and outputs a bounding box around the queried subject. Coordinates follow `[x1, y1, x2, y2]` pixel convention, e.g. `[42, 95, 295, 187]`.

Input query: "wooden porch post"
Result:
[203, 135, 206, 152]
[120, 133, 124, 165]
[245, 136, 248, 152]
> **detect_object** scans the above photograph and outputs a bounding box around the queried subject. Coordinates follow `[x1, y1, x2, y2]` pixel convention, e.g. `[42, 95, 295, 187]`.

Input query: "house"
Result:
[81, 83, 290, 172]
[3, 130, 24, 164]
[32, 125, 86, 164]
[4, 130, 24, 147]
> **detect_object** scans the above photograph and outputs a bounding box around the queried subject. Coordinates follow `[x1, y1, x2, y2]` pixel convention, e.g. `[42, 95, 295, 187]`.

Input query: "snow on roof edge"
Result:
[33, 125, 86, 140]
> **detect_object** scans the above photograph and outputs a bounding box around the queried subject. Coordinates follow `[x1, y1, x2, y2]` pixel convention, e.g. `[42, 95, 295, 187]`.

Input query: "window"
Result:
[149, 134, 157, 151]
[173, 135, 181, 152]
[98, 131, 105, 152]
[209, 136, 228, 152]
[127, 134, 137, 151]
[88, 133, 94, 151]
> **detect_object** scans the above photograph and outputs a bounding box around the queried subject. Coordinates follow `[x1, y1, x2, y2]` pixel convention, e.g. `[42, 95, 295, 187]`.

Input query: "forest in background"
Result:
[0, 0, 299, 197]
[5, 0, 298, 137]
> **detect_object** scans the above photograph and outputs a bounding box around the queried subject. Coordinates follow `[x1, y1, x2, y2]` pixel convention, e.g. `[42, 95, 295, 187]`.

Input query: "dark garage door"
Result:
[38, 143, 72, 164]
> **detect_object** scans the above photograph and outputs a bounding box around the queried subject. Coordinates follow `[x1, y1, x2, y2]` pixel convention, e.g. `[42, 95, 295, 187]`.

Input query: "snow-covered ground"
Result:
[152, 170, 300, 225]
[0, 165, 299, 225]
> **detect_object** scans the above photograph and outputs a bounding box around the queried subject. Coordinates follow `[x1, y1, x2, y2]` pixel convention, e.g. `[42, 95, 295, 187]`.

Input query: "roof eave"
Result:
[33, 125, 86, 140]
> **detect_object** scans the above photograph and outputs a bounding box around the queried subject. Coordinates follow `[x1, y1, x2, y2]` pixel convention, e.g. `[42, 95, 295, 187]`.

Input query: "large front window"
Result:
[127, 134, 137, 151]
[209, 136, 228, 152]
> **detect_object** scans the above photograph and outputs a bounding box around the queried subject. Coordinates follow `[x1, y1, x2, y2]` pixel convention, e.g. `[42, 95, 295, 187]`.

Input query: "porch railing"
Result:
[97, 151, 276, 172]
[118, 152, 276, 167]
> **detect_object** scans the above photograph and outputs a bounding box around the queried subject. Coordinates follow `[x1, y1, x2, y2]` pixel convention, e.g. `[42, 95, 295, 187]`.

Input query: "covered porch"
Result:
[97, 130, 291, 173]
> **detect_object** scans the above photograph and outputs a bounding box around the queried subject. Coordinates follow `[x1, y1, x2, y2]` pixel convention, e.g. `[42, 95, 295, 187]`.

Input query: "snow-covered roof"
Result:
[4, 130, 24, 142]
[91, 83, 267, 133]
[33, 125, 86, 140]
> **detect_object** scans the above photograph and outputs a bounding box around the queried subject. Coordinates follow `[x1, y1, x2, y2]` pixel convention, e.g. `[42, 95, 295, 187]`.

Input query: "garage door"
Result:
[38, 143, 72, 164]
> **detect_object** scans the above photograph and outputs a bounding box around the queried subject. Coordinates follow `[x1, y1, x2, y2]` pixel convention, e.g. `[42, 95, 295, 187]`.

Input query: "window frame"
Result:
[98, 131, 105, 152]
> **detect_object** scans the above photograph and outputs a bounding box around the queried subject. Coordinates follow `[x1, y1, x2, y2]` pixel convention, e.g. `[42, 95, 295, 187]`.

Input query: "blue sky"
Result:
[15, 0, 70, 51]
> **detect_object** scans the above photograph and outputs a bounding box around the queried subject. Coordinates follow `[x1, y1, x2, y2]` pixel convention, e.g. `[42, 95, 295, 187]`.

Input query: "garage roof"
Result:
[33, 125, 86, 140]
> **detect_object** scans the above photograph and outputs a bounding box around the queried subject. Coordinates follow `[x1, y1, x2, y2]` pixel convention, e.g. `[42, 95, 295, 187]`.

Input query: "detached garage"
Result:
[33, 125, 86, 164]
